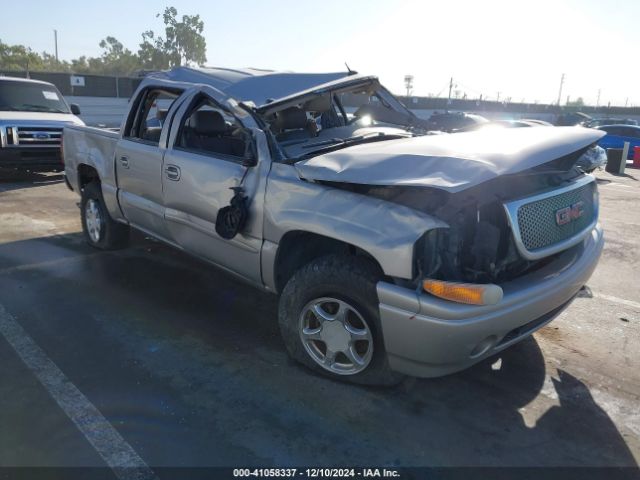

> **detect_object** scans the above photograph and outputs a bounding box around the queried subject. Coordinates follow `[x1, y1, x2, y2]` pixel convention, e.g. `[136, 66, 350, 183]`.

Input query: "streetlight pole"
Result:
[404, 75, 414, 98]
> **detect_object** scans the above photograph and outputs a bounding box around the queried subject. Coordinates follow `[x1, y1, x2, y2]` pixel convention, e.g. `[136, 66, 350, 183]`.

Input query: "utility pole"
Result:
[54, 30, 59, 63]
[556, 73, 565, 106]
[625, 97, 629, 107]
[596, 89, 601, 108]
[496, 91, 501, 102]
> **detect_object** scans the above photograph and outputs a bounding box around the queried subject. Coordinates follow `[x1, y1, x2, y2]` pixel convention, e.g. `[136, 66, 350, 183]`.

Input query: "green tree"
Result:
[138, 30, 172, 70]
[138, 6, 207, 70]
[1, 6, 207, 75]
[0, 39, 43, 72]
[41, 52, 71, 72]
[97, 36, 139, 75]
[567, 97, 585, 107]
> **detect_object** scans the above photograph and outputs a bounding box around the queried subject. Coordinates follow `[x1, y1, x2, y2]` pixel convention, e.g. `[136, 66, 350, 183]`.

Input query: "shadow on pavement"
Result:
[0, 232, 636, 467]
[399, 337, 638, 466]
[0, 169, 64, 193]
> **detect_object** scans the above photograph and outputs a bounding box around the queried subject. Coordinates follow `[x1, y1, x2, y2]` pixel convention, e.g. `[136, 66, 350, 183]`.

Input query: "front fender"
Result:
[263, 163, 447, 280]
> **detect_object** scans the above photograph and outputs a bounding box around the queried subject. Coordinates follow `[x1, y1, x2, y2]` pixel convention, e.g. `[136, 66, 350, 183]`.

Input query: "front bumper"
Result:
[377, 225, 604, 378]
[0, 147, 63, 171]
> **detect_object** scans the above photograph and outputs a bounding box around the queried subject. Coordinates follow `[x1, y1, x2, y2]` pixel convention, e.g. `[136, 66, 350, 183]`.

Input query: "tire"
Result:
[80, 182, 129, 250]
[278, 254, 404, 386]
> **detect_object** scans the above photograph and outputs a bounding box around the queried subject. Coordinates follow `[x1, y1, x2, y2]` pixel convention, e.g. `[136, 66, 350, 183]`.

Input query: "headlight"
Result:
[422, 279, 503, 305]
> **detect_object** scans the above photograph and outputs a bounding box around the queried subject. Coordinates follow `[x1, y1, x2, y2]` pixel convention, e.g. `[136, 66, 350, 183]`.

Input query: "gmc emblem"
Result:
[555, 201, 585, 226]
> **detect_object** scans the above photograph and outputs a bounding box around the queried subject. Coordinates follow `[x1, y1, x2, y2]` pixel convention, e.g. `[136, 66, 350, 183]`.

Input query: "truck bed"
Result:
[63, 124, 120, 198]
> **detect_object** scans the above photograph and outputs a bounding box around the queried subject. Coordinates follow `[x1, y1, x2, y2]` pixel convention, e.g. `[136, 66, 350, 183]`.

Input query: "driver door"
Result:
[162, 87, 267, 284]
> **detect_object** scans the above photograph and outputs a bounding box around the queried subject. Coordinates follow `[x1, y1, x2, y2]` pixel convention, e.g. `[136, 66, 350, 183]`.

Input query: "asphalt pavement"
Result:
[0, 168, 638, 477]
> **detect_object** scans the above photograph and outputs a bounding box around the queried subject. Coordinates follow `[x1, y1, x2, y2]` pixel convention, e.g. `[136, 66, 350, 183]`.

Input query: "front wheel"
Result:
[278, 255, 403, 386]
[81, 182, 129, 250]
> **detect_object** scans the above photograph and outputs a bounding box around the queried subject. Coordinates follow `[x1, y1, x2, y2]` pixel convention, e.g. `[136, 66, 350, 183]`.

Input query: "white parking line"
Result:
[600, 182, 631, 188]
[594, 293, 640, 311]
[0, 304, 157, 480]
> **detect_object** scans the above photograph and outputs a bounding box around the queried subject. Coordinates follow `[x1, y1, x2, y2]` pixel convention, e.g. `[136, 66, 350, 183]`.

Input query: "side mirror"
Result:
[70, 103, 81, 115]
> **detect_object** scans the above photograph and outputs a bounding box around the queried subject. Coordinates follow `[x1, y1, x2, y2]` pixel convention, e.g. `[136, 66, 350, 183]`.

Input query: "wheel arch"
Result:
[77, 163, 100, 190]
[270, 230, 383, 294]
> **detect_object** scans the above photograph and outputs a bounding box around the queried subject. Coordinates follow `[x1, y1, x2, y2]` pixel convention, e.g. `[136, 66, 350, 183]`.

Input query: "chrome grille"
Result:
[17, 127, 62, 146]
[504, 177, 598, 260]
[4, 126, 63, 147]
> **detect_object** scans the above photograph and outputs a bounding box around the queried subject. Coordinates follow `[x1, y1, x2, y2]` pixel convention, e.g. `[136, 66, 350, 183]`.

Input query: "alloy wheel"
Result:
[298, 297, 373, 375]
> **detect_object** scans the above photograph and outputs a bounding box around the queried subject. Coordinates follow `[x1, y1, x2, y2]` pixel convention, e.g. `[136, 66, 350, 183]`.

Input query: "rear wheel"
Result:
[80, 182, 129, 250]
[278, 255, 404, 386]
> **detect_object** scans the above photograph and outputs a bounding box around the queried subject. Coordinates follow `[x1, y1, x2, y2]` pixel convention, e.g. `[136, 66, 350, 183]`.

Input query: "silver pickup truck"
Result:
[63, 67, 605, 385]
[1, 76, 83, 171]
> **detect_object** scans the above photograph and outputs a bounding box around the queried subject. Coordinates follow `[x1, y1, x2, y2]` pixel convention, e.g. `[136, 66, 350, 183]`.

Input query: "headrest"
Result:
[274, 107, 308, 131]
[305, 95, 331, 113]
[190, 110, 227, 135]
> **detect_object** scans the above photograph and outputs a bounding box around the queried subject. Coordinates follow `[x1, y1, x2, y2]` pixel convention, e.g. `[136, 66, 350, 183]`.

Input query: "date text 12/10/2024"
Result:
[233, 469, 401, 478]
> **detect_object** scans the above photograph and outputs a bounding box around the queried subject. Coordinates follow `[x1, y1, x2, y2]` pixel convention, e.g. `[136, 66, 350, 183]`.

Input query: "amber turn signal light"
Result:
[422, 279, 503, 306]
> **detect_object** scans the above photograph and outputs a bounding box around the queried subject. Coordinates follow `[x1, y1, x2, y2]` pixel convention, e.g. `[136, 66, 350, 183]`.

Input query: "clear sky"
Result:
[2, 0, 637, 106]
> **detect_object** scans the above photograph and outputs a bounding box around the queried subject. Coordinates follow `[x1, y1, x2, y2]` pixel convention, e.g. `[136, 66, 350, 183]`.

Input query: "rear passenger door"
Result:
[162, 87, 267, 283]
[115, 87, 183, 241]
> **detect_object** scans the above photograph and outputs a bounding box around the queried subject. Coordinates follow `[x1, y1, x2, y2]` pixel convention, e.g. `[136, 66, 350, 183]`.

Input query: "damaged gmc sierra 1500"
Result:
[63, 67, 605, 385]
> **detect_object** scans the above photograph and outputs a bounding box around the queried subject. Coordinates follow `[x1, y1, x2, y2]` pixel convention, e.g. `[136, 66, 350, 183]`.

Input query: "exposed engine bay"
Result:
[319, 151, 591, 286]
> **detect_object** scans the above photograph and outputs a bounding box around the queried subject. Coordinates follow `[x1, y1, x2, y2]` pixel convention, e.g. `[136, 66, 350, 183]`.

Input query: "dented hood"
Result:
[295, 127, 605, 193]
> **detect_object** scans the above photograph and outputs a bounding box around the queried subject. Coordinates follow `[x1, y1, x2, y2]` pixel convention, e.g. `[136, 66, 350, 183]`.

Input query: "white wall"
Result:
[66, 96, 130, 127]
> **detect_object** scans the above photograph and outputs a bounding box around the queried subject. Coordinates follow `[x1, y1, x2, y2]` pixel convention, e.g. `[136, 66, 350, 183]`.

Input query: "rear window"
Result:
[0, 80, 70, 114]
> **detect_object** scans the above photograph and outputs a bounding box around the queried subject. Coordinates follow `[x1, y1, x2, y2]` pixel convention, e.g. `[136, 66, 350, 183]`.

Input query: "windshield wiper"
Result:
[291, 133, 405, 162]
[301, 137, 350, 149]
[17, 104, 66, 113]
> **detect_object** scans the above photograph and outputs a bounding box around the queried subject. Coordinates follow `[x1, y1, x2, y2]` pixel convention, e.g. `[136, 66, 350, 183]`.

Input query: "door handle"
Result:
[165, 164, 181, 181]
[119, 156, 129, 169]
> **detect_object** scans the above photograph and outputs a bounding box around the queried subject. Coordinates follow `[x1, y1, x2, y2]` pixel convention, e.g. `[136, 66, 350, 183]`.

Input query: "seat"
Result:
[273, 107, 315, 144]
[183, 110, 245, 157]
[305, 95, 342, 129]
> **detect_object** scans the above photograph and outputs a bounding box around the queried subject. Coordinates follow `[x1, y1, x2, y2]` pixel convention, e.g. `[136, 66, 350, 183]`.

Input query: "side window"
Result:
[175, 96, 250, 160]
[125, 88, 181, 145]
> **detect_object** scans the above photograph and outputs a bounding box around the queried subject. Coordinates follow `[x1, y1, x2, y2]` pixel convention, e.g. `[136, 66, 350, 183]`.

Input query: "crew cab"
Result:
[0, 76, 84, 171]
[63, 67, 605, 385]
